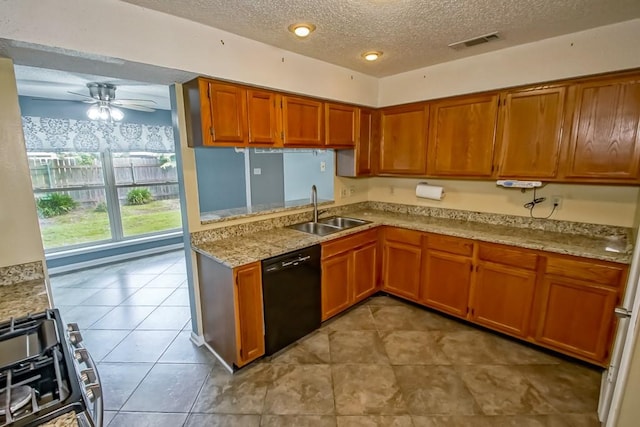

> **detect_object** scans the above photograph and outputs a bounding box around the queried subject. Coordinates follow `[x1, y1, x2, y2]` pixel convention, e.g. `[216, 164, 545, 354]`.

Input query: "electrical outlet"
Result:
[320, 161, 326, 172]
[551, 196, 562, 210]
[349, 185, 356, 195]
[340, 188, 348, 198]
[389, 186, 395, 195]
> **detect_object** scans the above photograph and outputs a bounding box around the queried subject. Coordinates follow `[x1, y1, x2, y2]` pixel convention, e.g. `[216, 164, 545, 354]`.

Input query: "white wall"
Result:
[0, 0, 378, 107]
[0, 57, 45, 267]
[378, 19, 640, 106]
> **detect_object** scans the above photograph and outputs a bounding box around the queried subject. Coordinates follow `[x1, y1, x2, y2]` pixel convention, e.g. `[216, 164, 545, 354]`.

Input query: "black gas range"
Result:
[0, 309, 102, 427]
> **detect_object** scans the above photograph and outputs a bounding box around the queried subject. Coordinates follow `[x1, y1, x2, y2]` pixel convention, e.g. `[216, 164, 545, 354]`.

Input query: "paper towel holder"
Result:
[415, 182, 445, 201]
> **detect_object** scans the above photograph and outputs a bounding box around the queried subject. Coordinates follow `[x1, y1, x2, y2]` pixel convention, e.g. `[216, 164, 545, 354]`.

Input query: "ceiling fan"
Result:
[67, 83, 157, 121]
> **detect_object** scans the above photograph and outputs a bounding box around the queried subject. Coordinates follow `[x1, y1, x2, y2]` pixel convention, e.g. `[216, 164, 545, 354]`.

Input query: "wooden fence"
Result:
[29, 156, 179, 205]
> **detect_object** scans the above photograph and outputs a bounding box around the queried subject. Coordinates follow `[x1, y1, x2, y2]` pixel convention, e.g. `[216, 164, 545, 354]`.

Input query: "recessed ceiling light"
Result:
[288, 23, 316, 38]
[362, 51, 383, 61]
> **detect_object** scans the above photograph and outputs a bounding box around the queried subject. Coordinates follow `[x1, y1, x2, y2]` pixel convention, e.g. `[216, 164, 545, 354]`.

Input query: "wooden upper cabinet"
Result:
[325, 103, 357, 147]
[496, 87, 566, 179]
[246, 90, 281, 146]
[208, 82, 248, 145]
[282, 96, 324, 146]
[233, 262, 265, 367]
[427, 94, 499, 177]
[561, 75, 640, 181]
[336, 108, 376, 177]
[379, 104, 429, 175]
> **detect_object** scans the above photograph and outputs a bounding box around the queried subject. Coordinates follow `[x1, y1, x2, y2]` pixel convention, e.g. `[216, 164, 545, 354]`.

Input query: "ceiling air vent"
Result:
[448, 32, 500, 50]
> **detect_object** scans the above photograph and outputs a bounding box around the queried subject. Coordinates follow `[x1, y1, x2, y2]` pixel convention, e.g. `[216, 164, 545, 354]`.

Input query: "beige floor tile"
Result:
[393, 365, 480, 416]
[260, 415, 337, 427]
[263, 364, 335, 415]
[457, 365, 556, 416]
[370, 304, 468, 332]
[515, 363, 601, 413]
[436, 330, 512, 365]
[336, 415, 414, 426]
[379, 330, 450, 365]
[268, 330, 331, 364]
[191, 363, 273, 414]
[329, 330, 389, 364]
[185, 414, 260, 427]
[332, 364, 408, 415]
[412, 415, 557, 427]
[323, 305, 377, 331]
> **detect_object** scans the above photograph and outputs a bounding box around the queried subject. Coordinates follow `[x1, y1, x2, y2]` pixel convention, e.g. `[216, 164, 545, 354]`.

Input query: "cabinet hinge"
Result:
[280, 100, 283, 108]
[239, 347, 243, 358]
[470, 264, 473, 272]
[281, 131, 284, 140]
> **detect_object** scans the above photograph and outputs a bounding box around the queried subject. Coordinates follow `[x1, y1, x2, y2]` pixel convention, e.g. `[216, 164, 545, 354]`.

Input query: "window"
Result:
[29, 151, 181, 251]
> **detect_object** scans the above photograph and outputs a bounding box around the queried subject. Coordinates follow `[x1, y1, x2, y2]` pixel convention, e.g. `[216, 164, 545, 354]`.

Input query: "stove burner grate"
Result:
[0, 385, 32, 416]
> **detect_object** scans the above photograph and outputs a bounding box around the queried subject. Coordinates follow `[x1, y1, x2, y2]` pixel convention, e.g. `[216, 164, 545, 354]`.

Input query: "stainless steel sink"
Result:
[288, 221, 343, 236]
[288, 216, 371, 236]
[318, 216, 369, 228]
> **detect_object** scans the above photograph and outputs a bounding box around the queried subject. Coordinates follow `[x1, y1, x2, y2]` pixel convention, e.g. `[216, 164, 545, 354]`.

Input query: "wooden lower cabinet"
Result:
[535, 275, 618, 362]
[233, 262, 266, 367]
[421, 250, 472, 317]
[321, 251, 352, 320]
[381, 228, 423, 300]
[472, 262, 536, 337]
[321, 229, 379, 320]
[196, 255, 265, 369]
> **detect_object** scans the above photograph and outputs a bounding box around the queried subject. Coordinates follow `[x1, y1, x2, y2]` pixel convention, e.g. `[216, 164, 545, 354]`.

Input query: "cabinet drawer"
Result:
[322, 228, 378, 259]
[545, 256, 625, 287]
[479, 243, 538, 270]
[383, 227, 423, 246]
[427, 234, 473, 256]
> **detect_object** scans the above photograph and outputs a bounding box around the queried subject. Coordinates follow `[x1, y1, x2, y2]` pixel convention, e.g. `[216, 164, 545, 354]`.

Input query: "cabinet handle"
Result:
[614, 307, 632, 319]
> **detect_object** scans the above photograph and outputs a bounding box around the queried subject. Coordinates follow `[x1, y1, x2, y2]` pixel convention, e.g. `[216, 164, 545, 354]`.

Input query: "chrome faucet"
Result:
[311, 184, 318, 223]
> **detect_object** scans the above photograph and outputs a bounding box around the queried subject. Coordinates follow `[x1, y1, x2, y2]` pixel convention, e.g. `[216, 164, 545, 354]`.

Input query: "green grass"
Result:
[39, 199, 182, 249]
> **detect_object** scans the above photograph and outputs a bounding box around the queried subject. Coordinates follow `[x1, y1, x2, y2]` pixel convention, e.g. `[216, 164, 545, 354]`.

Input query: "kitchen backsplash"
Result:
[0, 260, 45, 286]
[191, 201, 631, 246]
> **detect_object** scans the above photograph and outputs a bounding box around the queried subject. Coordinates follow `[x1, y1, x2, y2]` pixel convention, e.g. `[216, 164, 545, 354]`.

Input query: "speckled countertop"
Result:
[39, 411, 78, 427]
[193, 209, 633, 268]
[0, 279, 50, 321]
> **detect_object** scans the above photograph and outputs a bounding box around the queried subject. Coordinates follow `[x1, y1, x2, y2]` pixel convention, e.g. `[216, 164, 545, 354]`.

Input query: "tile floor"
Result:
[50, 250, 603, 427]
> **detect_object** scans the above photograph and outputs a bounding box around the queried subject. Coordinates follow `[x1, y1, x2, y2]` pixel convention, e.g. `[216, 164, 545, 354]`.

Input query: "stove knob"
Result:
[85, 383, 101, 402]
[67, 323, 80, 332]
[80, 368, 96, 384]
[69, 331, 83, 346]
[74, 348, 89, 363]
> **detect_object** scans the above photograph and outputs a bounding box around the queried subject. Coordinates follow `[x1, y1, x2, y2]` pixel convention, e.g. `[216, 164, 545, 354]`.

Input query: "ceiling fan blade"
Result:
[67, 91, 96, 99]
[118, 104, 157, 112]
[112, 98, 157, 105]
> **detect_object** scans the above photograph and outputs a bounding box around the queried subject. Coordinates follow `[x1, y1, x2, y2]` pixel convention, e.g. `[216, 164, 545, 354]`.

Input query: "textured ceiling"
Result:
[120, 0, 640, 77]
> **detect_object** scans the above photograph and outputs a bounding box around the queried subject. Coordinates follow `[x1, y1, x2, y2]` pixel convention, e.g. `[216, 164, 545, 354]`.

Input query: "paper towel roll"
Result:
[416, 183, 444, 200]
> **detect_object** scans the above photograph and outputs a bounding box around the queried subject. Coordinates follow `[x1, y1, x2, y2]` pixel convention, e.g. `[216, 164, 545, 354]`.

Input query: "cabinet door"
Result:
[496, 87, 566, 178]
[233, 262, 265, 367]
[247, 90, 281, 146]
[382, 240, 422, 300]
[207, 82, 248, 145]
[472, 262, 536, 338]
[353, 241, 378, 302]
[282, 96, 324, 146]
[357, 109, 373, 175]
[428, 94, 499, 177]
[326, 103, 357, 147]
[535, 275, 618, 363]
[321, 252, 352, 320]
[421, 250, 472, 318]
[562, 76, 640, 181]
[379, 104, 429, 175]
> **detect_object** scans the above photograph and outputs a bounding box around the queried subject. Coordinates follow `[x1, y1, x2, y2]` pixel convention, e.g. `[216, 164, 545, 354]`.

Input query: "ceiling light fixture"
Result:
[86, 102, 124, 122]
[288, 23, 316, 38]
[362, 51, 383, 61]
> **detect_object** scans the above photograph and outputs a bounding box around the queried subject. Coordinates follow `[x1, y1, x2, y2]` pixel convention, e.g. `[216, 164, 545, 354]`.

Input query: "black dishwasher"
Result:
[261, 245, 321, 356]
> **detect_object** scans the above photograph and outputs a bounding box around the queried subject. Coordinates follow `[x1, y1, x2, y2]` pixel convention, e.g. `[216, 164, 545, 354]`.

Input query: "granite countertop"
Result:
[0, 279, 50, 320]
[39, 411, 78, 427]
[193, 209, 633, 268]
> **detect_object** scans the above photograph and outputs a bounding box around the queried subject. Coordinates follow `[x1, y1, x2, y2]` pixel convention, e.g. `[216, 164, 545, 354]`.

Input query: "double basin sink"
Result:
[288, 216, 370, 236]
